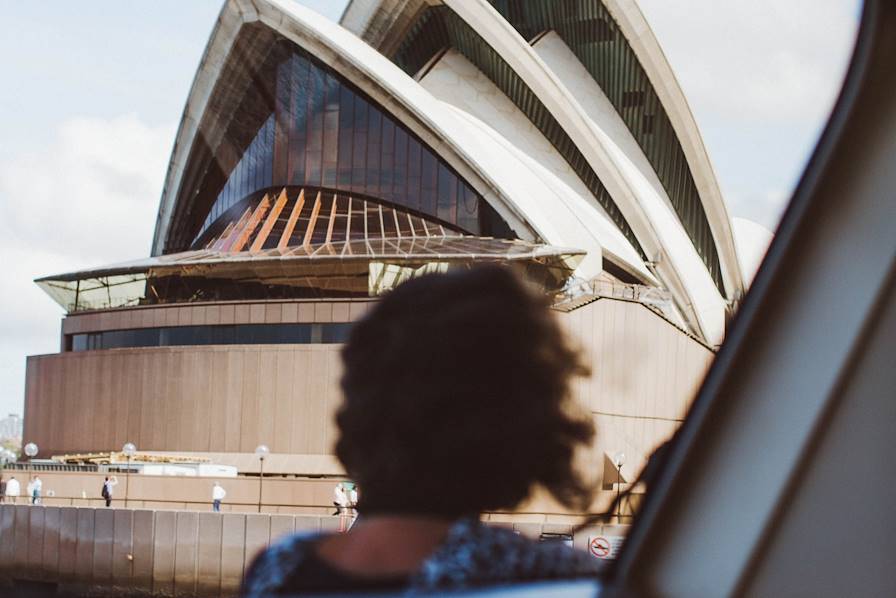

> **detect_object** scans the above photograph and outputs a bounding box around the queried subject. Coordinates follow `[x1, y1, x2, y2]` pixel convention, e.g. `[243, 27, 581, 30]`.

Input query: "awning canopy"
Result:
[37, 187, 585, 313]
[36, 237, 584, 313]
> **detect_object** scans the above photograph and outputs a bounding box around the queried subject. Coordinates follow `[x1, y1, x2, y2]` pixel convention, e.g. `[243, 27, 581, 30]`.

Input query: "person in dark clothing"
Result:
[101, 475, 118, 507]
[242, 266, 600, 596]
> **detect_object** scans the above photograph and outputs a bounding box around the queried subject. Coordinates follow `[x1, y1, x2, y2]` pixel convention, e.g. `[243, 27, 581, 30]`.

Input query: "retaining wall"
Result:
[0, 505, 624, 596]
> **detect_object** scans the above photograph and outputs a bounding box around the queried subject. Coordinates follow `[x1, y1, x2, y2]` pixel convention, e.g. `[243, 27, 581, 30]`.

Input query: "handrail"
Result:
[553, 276, 715, 350]
[1, 496, 633, 522]
[554, 277, 674, 314]
[2, 496, 329, 510]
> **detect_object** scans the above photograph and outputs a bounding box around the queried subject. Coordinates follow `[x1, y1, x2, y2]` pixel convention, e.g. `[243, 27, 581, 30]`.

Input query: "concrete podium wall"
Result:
[0, 504, 624, 596]
[24, 297, 712, 485]
[0, 505, 339, 596]
[24, 343, 345, 458]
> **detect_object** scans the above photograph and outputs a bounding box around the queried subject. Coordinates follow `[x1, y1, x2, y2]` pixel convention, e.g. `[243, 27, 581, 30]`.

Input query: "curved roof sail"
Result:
[484, 0, 743, 300]
[341, 0, 744, 343]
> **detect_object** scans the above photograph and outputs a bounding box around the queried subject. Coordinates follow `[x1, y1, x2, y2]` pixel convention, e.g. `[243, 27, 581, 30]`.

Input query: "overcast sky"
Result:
[0, 0, 859, 418]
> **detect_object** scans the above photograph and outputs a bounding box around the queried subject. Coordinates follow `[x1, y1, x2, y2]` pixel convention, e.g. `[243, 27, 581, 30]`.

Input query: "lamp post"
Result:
[613, 451, 626, 524]
[255, 445, 269, 513]
[24, 443, 38, 505]
[122, 442, 136, 508]
[24, 442, 38, 460]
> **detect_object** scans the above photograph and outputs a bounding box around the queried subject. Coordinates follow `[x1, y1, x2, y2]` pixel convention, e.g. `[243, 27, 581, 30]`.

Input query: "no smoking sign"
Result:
[588, 535, 624, 560]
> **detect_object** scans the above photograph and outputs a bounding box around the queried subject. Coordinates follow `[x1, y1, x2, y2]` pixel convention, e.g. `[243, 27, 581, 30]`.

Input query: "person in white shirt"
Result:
[347, 485, 360, 529]
[212, 482, 226, 512]
[333, 483, 351, 531]
[31, 476, 42, 505]
[332, 483, 348, 514]
[4, 476, 20, 504]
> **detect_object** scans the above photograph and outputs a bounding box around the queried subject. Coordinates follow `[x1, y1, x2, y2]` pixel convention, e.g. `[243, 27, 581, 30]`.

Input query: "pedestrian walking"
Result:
[31, 476, 42, 505]
[0, 477, 6, 503]
[4, 475, 19, 504]
[101, 475, 118, 507]
[333, 483, 351, 532]
[347, 484, 359, 530]
[212, 482, 226, 512]
[332, 482, 347, 514]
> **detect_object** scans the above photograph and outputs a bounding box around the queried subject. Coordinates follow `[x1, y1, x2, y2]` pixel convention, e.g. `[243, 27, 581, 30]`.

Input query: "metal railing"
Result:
[1, 462, 99, 472]
[554, 277, 675, 316]
[0, 494, 331, 513]
[0, 496, 633, 523]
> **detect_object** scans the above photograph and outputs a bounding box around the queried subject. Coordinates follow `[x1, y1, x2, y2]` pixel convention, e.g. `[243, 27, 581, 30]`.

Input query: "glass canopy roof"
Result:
[37, 188, 584, 312]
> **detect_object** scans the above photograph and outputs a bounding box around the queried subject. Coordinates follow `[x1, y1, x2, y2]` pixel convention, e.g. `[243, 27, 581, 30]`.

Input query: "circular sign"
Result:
[589, 536, 611, 558]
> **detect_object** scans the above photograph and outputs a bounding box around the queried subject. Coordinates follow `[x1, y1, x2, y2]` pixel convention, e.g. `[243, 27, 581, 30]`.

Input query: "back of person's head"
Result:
[336, 265, 594, 518]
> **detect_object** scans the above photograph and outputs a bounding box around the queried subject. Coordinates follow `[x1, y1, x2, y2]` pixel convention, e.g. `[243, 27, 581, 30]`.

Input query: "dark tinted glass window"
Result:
[421, 150, 437, 217]
[69, 322, 351, 351]
[72, 334, 87, 352]
[321, 322, 352, 343]
[437, 163, 457, 224]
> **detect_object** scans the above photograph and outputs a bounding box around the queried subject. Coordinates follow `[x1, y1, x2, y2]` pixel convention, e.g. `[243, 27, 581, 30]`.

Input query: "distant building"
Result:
[0, 413, 22, 442]
[24, 0, 739, 499]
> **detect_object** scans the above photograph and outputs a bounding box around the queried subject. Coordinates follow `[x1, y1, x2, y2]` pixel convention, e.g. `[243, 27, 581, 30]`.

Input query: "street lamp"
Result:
[24, 443, 38, 505]
[613, 452, 626, 524]
[255, 445, 269, 513]
[122, 442, 137, 508]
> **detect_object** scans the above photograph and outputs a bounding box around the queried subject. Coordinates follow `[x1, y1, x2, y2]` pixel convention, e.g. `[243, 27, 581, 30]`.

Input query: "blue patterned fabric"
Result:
[242, 518, 601, 596]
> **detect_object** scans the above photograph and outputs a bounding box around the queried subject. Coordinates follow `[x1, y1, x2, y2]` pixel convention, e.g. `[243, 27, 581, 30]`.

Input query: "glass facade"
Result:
[202, 114, 275, 232]
[68, 323, 353, 352]
[178, 25, 512, 248]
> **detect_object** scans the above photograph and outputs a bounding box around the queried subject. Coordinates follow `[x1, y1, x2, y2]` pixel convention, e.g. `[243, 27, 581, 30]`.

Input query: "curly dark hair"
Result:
[335, 265, 595, 517]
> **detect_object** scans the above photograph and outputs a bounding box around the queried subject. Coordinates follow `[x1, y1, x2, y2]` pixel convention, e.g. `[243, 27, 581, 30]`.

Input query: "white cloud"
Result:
[0, 114, 174, 417]
[639, 0, 858, 124]
[0, 114, 173, 262]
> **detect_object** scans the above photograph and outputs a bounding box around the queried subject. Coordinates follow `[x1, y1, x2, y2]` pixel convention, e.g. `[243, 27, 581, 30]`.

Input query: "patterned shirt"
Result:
[242, 518, 603, 596]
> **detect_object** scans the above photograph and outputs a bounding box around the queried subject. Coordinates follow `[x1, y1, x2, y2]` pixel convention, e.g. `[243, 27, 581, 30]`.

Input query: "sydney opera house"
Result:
[23, 0, 747, 505]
